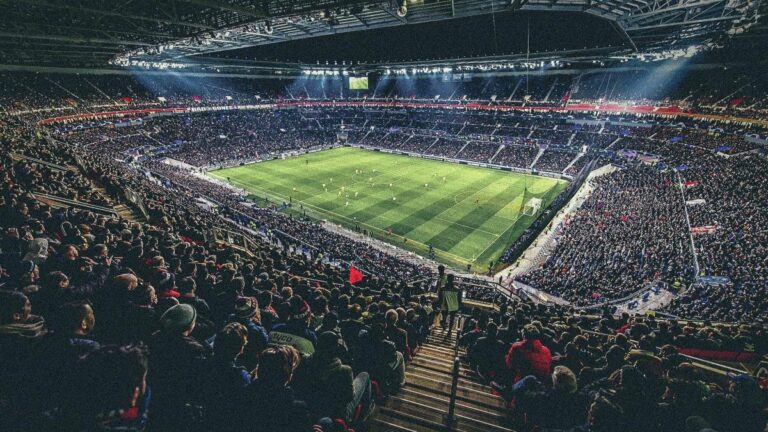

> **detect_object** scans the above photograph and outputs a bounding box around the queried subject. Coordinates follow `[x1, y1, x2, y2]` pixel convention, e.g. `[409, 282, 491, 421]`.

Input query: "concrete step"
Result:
[397, 386, 507, 422]
[406, 367, 493, 394]
[370, 326, 511, 432]
[404, 372, 505, 410]
[385, 396, 513, 432]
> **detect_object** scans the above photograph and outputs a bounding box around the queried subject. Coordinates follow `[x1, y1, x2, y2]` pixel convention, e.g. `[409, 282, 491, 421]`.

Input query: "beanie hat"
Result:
[233, 296, 258, 320]
[160, 304, 197, 332]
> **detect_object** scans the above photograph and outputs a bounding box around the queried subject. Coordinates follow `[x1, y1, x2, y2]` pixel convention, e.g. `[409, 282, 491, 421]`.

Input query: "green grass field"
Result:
[210, 147, 567, 270]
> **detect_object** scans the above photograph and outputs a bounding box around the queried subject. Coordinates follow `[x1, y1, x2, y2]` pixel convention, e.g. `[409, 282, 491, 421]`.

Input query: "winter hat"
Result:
[160, 304, 197, 332]
[233, 296, 259, 320]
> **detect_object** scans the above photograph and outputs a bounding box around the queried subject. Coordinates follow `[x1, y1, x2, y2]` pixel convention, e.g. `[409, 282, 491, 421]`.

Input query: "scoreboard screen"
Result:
[349, 76, 369, 90]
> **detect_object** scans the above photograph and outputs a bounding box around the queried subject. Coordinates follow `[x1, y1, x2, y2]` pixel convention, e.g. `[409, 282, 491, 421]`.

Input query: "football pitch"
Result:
[210, 147, 567, 270]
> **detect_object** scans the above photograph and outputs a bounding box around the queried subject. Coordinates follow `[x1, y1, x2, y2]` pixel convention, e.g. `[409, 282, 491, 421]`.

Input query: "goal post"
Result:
[522, 197, 542, 216]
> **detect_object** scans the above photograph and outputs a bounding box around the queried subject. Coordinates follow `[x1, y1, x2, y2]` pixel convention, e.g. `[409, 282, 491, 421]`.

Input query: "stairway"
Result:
[370, 327, 513, 432]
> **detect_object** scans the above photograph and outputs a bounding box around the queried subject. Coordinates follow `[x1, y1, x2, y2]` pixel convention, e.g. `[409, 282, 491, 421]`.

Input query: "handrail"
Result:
[11, 152, 70, 171]
[445, 315, 464, 430]
[444, 356, 461, 430]
[31, 192, 118, 217]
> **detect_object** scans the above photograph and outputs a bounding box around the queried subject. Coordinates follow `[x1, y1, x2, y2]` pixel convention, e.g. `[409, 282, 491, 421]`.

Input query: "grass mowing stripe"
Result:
[209, 147, 565, 270]
[427, 178, 525, 251]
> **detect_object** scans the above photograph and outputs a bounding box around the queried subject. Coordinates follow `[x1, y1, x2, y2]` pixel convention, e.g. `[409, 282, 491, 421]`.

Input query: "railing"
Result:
[11, 153, 69, 171]
[31, 192, 118, 217]
[445, 314, 464, 430]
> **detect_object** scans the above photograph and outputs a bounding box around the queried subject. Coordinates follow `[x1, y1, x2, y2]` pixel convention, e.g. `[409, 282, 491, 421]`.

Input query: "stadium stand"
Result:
[1, 1, 768, 429]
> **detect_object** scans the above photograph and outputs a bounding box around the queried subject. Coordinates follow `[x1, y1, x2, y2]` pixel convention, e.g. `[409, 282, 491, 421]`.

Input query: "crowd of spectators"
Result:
[460, 305, 767, 432]
[1, 72, 768, 432]
[518, 166, 695, 306]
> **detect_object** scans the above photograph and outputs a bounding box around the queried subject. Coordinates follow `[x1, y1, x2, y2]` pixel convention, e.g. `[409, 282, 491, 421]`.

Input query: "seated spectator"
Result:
[515, 365, 589, 430]
[270, 295, 317, 357]
[468, 322, 507, 381]
[356, 323, 405, 394]
[241, 345, 311, 432]
[504, 324, 552, 384]
[293, 331, 373, 424]
[149, 303, 209, 431]
[202, 322, 252, 431]
[59, 344, 150, 432]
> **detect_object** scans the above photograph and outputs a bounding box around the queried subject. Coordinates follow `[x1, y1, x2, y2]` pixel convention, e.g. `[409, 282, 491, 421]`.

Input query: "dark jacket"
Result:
[293, 355, 354, 418]
[241, 381, 311, 432]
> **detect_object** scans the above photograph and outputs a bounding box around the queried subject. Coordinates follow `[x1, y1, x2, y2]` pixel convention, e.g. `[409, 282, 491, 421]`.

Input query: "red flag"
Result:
[349, 265, 365, 285]
[191, 95, 202, 103]
[121, 96, 133, 103]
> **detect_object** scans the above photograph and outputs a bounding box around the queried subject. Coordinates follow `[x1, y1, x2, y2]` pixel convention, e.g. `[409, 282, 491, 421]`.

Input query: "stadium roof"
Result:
[0, 0, 764, 69]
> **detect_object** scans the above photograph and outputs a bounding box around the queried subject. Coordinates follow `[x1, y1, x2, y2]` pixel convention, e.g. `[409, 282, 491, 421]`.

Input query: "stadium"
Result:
[0, 1, 767, 431]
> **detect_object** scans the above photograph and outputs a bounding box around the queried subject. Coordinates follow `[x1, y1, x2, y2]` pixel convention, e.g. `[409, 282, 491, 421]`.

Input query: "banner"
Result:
[684, 180, 699, 188]
[686, 199, 706, 206]
[691, 225, 718, 235]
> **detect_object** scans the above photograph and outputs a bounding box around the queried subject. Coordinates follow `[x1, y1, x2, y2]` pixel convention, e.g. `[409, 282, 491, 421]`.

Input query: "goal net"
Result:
[522, 197, 542, 216]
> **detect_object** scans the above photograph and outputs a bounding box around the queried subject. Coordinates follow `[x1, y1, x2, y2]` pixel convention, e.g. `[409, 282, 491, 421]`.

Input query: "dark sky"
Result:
[211, 11, 625, 64]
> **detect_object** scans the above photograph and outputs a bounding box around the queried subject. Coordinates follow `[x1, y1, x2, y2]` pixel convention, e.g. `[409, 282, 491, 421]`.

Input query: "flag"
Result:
[121, 96, 133, 103]
[684, 180, 699, 188]
[191, 95, 202, 103]
[349, 265, 365, 284]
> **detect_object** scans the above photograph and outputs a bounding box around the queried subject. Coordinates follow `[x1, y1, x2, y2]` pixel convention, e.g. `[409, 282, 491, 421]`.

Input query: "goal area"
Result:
[522, 197, 542, 216]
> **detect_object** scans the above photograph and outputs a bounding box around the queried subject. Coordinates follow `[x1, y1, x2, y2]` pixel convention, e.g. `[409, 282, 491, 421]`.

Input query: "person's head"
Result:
[113, 273, 139, 292]
[62, 244, 79, 261]
[348, 303, 362, 320]
[59, 302, 95, 335]
[321, 311, 338, 329]
[259, 345, 300, 386]
[131, 282, 157, 306]
[486, 322, 498, 338]
[316, 331, 344, 358]
[385, 309, 399, 326]
[257, 290, 273, 309]
[78, 344, 149, 414]
[177, 276, 197, 296]
[159, 304, 197, 335]
[588, 396, 625, 432]
[233, 296, 261, 323]
[552, 366, 578, 394]
[214, 322, 248, 361]
[44, 271, 69, 291]
[522, 324, 541, 341]
[0, 291, 31, 324]
[437, 265, 445, 275]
